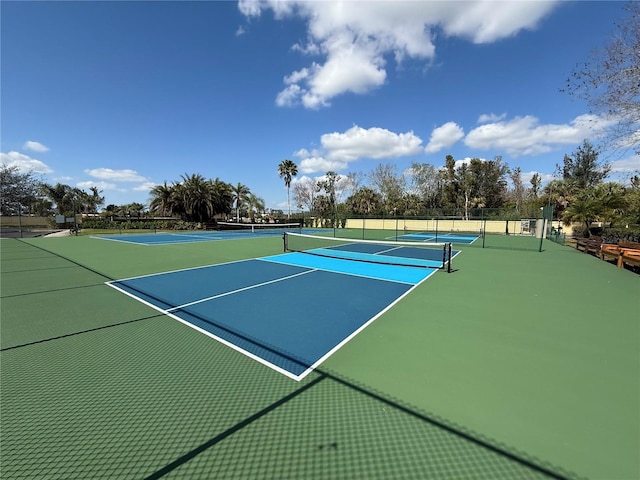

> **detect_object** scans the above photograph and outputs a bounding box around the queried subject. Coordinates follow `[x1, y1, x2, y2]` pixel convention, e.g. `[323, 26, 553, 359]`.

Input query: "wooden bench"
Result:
[575, 236, 603, 256]
[600, 241, 640, 269]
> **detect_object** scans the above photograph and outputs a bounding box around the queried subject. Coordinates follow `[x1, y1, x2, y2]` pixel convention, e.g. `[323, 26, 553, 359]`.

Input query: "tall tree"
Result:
[409, 162, 442, 209]
[345, 171, 365, 198]
[209, 178, 233, 219]
[77, 186, 105, 214]
[316, 171, 340, 226]
[40, 183, 78, 216]
[529, 173, 542, 199]
[469, 156, 509, 208]
[562, 182, 627, 235]
[509, 167, 526, 212]
[559, 140, 610, 189]
[231, 182, 250, 222]
[177, 173, 215, 223]
[278, 159, 298, 218]
[345, 187, 381, 216]
[149, 182, 176, 216]
[543, 179, 575, 218]
[316, 171, 339, 208]
[563, 2, 640, 154]
[442, 155, 459, 209]
[456, 162, 476, 219]
[368, 163, 405, 214]
[293, 178, 316, 213]
[0, 164, 42, 215]
[246, 193, 265, 222]
[312, 195, 333, 225]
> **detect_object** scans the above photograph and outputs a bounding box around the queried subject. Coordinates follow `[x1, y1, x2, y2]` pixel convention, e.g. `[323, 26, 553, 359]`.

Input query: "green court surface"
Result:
[1, 233, 638, 479]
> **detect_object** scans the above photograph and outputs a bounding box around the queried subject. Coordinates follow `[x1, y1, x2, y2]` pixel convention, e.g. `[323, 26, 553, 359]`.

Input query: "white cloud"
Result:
[477, 113, 506, 124]
[85, 168, 148, 182]
[292, 40, 320, 55]
[22, 140, 50, 153]
[299, 156, 347, 174]
[440, 2, 557, 43]
[291, 174, 316, 185]
[1, 151, 53, 174]
[77, 180, 117, 190]
[276, 84, 304, 107]
[133, 181, 158, 192]
[235, 25, 246, 36]
[464, 114, 615, 156]
[294, 125, 424, 174]
[54, 176, 74, 182]
[454, 156, 488, 168]
[425, 122, 464, 154]
[322, 125, 423, 162]
[610, 155, 640, 173]
[520, 170, 555, 185]
[240, 1, 559, 108]
[294, 148, 320, 159]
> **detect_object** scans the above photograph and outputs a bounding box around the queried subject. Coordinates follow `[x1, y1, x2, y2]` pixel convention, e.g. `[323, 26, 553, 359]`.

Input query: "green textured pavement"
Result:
[1, 233, 638, 479]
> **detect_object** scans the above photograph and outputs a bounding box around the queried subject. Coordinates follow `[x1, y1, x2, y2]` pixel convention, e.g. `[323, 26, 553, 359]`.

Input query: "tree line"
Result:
[2, 140, 638, 236]
[289, 140, 639, 236]
[0, 167, 270, 226]
[0, 167, 106, 218]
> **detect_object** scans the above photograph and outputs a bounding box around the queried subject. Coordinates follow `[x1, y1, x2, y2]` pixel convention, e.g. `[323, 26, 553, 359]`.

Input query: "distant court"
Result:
[396, 231, 479, 244]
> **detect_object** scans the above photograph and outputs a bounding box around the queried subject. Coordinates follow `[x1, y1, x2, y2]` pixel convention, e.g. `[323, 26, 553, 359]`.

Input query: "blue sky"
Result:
[2, 1, 638, 211]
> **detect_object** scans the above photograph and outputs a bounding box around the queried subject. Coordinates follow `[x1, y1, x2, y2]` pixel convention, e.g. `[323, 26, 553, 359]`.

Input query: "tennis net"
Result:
[284, 232, 453, 271]
[217, 222, 301, 235]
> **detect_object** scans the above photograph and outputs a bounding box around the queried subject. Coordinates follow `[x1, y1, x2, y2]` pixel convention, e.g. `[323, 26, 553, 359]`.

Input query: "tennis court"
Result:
[396, 230, 479, 244]
[92, 222, 304, 245]
[1, 231, 638, 479]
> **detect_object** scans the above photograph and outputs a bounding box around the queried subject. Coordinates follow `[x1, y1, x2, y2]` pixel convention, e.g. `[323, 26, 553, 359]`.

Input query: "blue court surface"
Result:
[396, 231, 479, 244]
[94, 232, 227, 245]
[107, 254, 438, 380]
[92, 228, 308, 245]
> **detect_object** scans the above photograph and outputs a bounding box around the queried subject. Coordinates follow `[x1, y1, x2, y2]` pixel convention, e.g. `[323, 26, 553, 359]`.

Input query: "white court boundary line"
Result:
[106, 268, 317, 381]
[165, 269, 316, 312]
[258, 256, 420, 285]
[106, 256, 437, 381]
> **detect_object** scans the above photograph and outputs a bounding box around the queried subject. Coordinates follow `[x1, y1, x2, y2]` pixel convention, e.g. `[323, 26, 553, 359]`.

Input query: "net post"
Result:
[283, 232, 288, 252]
[447, 243, 452, 273]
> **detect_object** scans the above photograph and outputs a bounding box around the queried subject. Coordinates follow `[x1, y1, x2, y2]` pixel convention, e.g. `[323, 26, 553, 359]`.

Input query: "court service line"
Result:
[166, 269, 317, 312]
[90, 235, 153, 246]
[375, 245, 404, 255]
[257, 256, 418, 285]
[168, 233, 224, 240]
[107, 258, 258, 283]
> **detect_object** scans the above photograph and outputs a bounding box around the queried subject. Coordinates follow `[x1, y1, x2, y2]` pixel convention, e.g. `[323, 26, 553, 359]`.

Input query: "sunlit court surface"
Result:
[107, 232, 453, 380]
[1, 231, 638, 479]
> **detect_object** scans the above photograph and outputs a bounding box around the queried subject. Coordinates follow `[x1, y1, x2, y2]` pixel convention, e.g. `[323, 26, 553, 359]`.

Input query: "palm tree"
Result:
[346, 187, 381, 216]
[88, 186, 105, 213]
[73, 186, 104, 214]
[231, 182, 251, 222]
[128, 202, 146, 219]
[209, 178, 233, 221]
[149, 182, 176, 217]
[246, 193, 265, 222]
[179, 173, 215, 223]
[562, 183, 627, 236]
[40, 183, 74, 215]
[278, 159, 298, 218]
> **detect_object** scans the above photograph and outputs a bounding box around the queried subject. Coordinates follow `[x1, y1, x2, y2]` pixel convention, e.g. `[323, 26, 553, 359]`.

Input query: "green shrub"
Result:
[603, 225, 640, 243]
